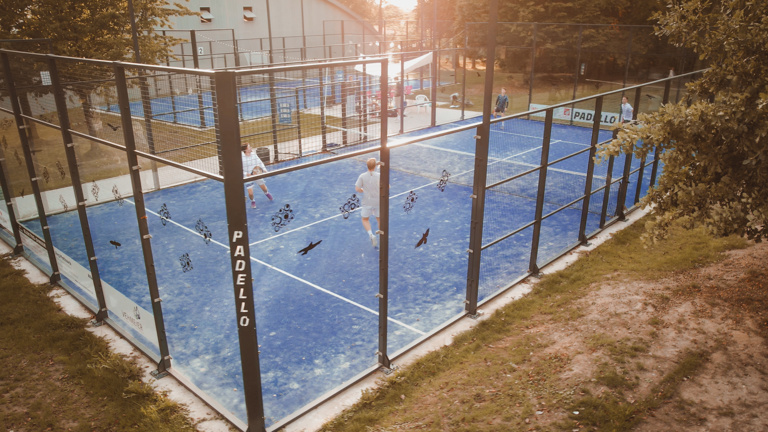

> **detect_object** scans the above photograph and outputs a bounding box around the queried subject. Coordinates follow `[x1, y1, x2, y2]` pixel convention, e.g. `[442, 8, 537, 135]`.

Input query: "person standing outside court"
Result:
[493, 87, 509, 128]
[241, 143, 274, 209]
[394, 76, 405, 117]
[620, 96, 634, 123]
[355, 158, 380, 247]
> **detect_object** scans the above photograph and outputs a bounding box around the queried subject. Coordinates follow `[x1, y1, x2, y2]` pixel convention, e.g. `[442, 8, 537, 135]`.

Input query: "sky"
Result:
[385, 0, 418, 12]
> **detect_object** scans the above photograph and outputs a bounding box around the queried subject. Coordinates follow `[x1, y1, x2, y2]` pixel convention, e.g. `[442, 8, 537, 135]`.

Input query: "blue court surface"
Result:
[23, 117, 653, 426]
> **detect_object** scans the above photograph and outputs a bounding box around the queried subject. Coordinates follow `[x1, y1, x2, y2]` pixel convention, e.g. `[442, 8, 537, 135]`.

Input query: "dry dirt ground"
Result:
[383, 240, 768, 432]
[513, 241, 768, 431]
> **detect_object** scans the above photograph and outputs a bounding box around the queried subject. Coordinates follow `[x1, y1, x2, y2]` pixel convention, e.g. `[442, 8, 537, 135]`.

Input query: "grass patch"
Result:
[314, 219, 744, 431]
[567, 350, 708, 431]
[0, 255, 201, 432]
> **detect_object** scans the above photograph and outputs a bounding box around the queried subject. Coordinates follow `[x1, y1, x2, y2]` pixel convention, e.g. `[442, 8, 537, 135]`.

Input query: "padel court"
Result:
[18, 116, 650, 425]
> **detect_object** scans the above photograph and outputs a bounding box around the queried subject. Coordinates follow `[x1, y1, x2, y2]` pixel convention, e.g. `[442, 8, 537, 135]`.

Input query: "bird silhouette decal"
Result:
[298, 240, 322, 256]
[415, 228, 430, 248]
[106, 122, 121, 131]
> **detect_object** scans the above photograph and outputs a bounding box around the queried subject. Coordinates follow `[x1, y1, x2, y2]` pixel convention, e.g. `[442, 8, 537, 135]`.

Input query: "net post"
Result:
[528, 109, 553, 276]
[578, 96, 602, 245]
[215, 69, 267, 432]
[113, 63, 173, 375]
[0, 51, 61, 284]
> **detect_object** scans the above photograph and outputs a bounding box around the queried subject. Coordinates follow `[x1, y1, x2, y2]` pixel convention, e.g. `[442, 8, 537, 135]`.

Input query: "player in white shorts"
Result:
[241, 143, 274, 208]
[355, 158, 380, 247]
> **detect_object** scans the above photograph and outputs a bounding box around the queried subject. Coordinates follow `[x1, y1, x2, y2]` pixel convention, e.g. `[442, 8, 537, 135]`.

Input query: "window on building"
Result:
[200, 7, 213, 23]
[243, 6, 256, 22]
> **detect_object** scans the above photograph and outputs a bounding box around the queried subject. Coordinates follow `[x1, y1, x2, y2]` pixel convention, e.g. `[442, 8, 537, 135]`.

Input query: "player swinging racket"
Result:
[241, 143, 274, 209]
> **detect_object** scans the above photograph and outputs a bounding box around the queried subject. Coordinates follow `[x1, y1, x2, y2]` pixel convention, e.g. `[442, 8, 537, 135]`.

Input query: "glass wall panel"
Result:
[1, 54, 51, 272]
[72, 139, 161, 354]
[0, 111, 19, 240]
[135, 157, 245, 420]
[536, 152, 591, 267]
[388, 131, 473, 345]
[247, 156, 381, 425]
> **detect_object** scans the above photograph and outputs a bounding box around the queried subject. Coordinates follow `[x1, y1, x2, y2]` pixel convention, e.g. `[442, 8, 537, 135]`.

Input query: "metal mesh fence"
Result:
[236, 59, 387, 163]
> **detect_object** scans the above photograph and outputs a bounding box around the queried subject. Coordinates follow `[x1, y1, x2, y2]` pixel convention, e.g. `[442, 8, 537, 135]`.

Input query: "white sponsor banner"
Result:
[17, 224, 157, 346]
[102, 280, 159, 348]
[529, 103, 619, 127]
[18, 223, 52, 268]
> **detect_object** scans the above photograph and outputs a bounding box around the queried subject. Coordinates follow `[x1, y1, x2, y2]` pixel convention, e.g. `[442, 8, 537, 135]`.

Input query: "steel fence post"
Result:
[0, 51, 60, 284]
[215, 70, 267, 431]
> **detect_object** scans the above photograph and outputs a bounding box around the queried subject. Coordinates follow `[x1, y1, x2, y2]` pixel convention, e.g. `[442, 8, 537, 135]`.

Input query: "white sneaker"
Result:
[370, 234, 377, 248]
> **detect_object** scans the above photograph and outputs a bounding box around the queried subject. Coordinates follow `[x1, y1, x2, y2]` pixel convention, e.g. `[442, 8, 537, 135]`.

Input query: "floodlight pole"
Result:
[127, 0, 161, 189]
[266, 0, 275, 64]
[377, 59, 391, 370]
[127, 0, 141, 63]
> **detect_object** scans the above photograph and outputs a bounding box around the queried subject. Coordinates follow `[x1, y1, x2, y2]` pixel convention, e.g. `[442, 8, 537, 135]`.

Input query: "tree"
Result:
[452, 0, 666, 77]
[333, 0, 379, 21]
[602, 0, 768, 241]
[0, 0, 194, 154]
[0, 0, 193, 63]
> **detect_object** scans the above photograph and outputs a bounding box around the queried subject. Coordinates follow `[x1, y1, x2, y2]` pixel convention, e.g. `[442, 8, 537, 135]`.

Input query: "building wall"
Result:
[162, 0, 382, 68]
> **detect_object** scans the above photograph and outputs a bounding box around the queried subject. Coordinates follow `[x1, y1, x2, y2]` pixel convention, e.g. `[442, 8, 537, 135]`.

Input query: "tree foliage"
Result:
[0, 0, 193, 64]
[449, 0, 668, 76]
[602, 0, 768, 241]
[333, 0, 380, 21]
[0, 0, 194, 152]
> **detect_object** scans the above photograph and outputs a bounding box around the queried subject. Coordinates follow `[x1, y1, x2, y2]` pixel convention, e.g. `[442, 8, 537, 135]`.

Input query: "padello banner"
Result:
[529, 103, 619, 127]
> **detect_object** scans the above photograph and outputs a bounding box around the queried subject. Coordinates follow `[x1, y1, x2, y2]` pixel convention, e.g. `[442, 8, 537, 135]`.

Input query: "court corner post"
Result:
[578, 96, 602, 245]
[114, 63, 173, 376]
[1, 51, 61, 285]
[528, 109, 554, 277]
[464, 0, 499, 317]
[377, 60, 391, 371]
[215, 70, 267, 432]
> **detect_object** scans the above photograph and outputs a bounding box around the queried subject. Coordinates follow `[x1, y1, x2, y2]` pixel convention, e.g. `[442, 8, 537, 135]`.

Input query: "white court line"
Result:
[492, 127, 598, 147]
[250, 142, 546, 247]
[414, 142, 603, 179]
[248, 255, 426, 336]
[123, 198, 425, 336]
